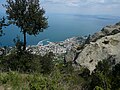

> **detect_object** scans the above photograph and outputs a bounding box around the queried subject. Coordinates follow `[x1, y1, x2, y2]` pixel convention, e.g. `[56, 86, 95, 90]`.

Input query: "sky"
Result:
[0, 0, 120, 16]
[41, 0, 120, 16]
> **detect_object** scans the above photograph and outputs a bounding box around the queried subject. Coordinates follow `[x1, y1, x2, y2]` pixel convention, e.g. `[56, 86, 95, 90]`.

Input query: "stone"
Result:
[76, 23, 120, 73]
[90, 22, 120, 42]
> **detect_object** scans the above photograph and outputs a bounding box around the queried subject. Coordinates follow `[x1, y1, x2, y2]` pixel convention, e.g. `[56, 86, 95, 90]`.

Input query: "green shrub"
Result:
[40, 52, 54, 74]
[0, 52, 54, 74]
[0, 71, 68, 90]
[0, 71, 30, 90]
[94, 86, 104, 90]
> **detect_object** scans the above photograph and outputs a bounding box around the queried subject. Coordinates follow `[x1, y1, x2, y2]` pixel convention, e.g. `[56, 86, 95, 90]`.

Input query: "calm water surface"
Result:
[0, 14, 120, 46]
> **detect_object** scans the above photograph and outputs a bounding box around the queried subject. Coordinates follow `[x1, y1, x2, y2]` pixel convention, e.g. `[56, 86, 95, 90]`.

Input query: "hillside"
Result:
[76, 22, 120, 72]
[1, 22, 120, 90]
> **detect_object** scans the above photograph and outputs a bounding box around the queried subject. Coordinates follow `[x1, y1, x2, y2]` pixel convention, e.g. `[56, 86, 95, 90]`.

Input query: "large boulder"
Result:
[76, 23, 120, 72]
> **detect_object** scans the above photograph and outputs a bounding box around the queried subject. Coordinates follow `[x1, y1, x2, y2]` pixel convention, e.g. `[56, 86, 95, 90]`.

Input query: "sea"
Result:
[0, 14, 120, 46]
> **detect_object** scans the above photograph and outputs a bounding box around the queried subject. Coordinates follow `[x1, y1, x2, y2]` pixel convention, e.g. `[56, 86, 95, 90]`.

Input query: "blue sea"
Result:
[0, 14, 120, 46]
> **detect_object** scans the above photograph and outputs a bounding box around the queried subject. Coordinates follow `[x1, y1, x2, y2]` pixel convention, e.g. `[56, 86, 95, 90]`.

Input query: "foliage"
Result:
[40, 52, 54, 74]
[0, 71, 30, 90]
[5, 0, 48, 50]
[0, 17, 6, 36]
[95, 59, 113, 75]
[94, 86, 104, 90]
[0, 68, 87, 90]
[1, 52, 120, 90]
[0, 51, 54, 74]
[111, 63, 120, 90]
[84, 34, 91, 44]
[88, 59, 120, 90]
[89, 71, 111, 90]
[13, 36, 24, 52]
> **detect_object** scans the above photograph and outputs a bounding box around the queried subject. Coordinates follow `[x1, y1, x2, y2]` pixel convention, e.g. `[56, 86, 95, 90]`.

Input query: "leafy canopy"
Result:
[5, 0, 48, 35]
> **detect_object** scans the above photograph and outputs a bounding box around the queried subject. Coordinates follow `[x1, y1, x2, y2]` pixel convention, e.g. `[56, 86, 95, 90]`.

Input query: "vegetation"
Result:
[5, 0, 48, 50]
[0, 53, 86, 90]
[0, 17, 8, 37]
[88, 59, 120, 90]
[0, 0, 120, 90]
[0, 17, 4, 36]
[0, 51, 54, 74]
[1, 50, 120, 90]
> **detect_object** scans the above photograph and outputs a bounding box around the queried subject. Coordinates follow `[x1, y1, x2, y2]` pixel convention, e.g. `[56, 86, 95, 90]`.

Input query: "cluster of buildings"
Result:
[0, 36, 86, 56]
[27, 37, 85, 56]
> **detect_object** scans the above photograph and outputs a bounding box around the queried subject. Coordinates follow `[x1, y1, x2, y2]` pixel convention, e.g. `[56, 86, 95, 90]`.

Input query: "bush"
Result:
[0, 51, 54, 74]
[94, 86, 104, 90]
[111, 63, 120, 90]
[0, 71, 68, 90]
[0, 71, 30, 90]
[40, 52, 54, 74]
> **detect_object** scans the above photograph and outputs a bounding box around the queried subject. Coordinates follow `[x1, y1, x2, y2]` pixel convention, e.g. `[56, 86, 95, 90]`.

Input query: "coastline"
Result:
[0, 36, 86, 56]
[26, 36, 86, 56]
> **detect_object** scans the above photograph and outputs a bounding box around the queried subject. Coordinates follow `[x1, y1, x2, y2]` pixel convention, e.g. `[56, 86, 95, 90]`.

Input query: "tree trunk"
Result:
[23, 31, 26, 51]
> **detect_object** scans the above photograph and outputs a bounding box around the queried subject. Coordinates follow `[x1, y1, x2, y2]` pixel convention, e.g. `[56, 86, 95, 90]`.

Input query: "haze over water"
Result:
[0, 14, 120, 46]
[0, 0, 120, 46]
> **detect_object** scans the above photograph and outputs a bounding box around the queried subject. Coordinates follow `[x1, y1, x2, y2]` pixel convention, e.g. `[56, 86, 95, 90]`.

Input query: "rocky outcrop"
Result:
[76, 22, 120, 72]
[90, 22, 120, 42]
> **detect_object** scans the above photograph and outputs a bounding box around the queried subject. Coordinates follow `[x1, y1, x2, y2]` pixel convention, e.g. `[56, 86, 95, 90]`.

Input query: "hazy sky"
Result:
[41, 0, 120, 15]
[0, 0, 120, 16]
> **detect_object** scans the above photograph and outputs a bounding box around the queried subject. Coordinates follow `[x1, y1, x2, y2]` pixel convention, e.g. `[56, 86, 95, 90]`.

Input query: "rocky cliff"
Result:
[76, 22, 120, 72]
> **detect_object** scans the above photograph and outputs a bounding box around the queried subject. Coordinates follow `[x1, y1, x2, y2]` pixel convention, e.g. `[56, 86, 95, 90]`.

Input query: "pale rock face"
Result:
[76, 30, 120, 72]
[90, 24, 120, 42]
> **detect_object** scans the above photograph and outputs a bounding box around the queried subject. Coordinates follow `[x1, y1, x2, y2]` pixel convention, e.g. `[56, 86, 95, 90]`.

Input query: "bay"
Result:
[0, 14, 120, 46]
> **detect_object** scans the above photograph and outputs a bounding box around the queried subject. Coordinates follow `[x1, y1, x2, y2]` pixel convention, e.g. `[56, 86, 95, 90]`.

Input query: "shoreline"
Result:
[0, 36, 86, 56]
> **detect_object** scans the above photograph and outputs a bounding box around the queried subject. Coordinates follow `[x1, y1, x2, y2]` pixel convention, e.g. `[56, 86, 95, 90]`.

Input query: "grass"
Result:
[0, 70, 69, 90]
[0, 67, 87, 90]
